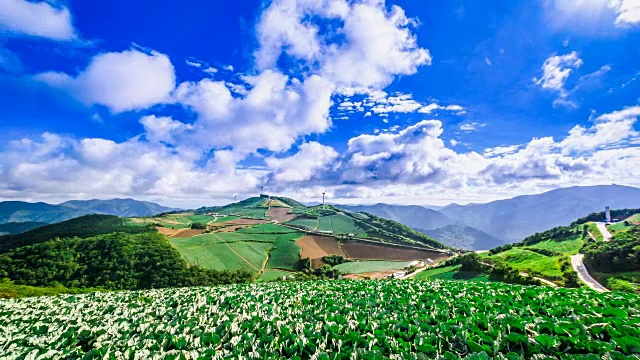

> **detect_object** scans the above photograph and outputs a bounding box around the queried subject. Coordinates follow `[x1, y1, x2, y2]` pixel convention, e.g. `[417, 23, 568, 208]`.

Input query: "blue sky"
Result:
[0, 0, 639, 207]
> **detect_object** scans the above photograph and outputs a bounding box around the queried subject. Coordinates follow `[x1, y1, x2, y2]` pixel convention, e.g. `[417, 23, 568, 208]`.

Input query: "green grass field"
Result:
[212, 232, 271, 243]
[286, 218, 319, 230]
[265, 233, 305, 270]
[216, 198, 268, 219]
[236, 223, 298, 234]
[258, 270, 295, 282]
[170, 224, 303, 272]
[186, 215, 215, 223]
[526, 235, 584, 255]
[414, 265, 492, 283]
[317, 214, 367, 236]
[488, 248, 564, 278]
[170, 242, 256, 271]
[607, 214, 639, 235]
[228, 242, 272, 270]
[333, 260, 409, 274]
[414, 265, 462, 280]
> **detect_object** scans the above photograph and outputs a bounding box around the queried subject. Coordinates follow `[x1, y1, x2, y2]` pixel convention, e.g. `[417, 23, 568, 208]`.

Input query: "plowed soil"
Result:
[156, 227, 182, 237]
[267, 207, 296, 222]
[298, 235, 345, 259]
[342, 241, 447, 261]
[171, 229, 206, 238]
[216, 225, 249, 232]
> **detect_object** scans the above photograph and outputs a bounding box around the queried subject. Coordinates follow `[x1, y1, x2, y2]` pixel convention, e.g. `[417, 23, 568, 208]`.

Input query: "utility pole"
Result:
[235, 195, 237, 202]
[322, 191, 326, 209]
[260, 185, 264, 195]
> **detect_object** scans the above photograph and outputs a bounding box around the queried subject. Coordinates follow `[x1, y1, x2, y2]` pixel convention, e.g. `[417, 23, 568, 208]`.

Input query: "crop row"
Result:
[1, 280, 639, 359]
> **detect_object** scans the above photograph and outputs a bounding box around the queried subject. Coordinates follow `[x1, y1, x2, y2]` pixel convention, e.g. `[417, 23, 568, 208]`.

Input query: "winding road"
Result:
[570, 254, 608, 292]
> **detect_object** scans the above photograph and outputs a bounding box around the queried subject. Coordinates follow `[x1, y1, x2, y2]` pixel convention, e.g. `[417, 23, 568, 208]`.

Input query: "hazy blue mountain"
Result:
[0, 199, 179, 225]
[418, 224, 505, 251]
[439, 185, 640, 242]
[338, 203, 451, 230]
[0, 221, 48, 236]
[0, 201, 90, 224]
[60, 198, 179, 218]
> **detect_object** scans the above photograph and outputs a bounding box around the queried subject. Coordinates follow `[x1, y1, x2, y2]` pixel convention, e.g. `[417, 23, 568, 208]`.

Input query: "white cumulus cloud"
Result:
[266, 142, 338, 182]
[609, 0, 640, 27]
[35, 49, 176, 113]
[0, 0, 76, 40]
[255, 0, 431, 91]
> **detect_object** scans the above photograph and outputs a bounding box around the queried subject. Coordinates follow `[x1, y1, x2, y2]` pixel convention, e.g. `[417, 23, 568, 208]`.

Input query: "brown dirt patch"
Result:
[267, 207, 297, 222]
[298, 235, 345, 260]
[216, 225, 249, 232]
[156, 227, 182, 237]
[359, 271, 397, 279]
[171, 229, 205, 238]
[342, 241, 448, 262]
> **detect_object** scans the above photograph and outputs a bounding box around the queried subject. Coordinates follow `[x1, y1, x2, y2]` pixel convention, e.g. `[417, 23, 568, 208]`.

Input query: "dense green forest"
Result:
[0, 231, 255, 291]
[0, 214, 153, 252]
[583, 227, 640, 273]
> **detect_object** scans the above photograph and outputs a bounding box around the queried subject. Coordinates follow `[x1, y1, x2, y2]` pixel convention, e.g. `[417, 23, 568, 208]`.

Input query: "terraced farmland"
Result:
[170, 225, 304, 272]
[2, 280, 639, 358]
[342, 240, 447, 262]
[316, 213, 367, 236]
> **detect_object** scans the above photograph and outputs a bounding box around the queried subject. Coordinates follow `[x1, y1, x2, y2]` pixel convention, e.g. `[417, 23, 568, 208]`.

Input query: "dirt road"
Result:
[570, 254, 608, 292]
[594, 222, 612, 241]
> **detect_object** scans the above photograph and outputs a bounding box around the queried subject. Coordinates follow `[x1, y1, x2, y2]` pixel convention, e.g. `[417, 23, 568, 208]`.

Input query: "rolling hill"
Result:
[0, 198, 179, 225]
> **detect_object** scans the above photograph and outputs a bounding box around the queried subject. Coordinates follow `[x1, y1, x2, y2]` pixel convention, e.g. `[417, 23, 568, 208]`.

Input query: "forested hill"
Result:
[0, 215, 255, 298]
[0, 214, 152, 252]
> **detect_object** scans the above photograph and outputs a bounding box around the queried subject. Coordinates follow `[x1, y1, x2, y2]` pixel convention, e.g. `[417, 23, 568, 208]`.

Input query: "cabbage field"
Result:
[1, 280, 639, 359]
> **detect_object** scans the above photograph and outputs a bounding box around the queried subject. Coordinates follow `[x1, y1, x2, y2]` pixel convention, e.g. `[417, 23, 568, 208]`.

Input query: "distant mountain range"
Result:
[338, 185, 640, 250]
[338, 204, 451, 230]
[419, 225, 505, 251]
[0, 221, 48, 236]
[0, 198, 179, 226]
